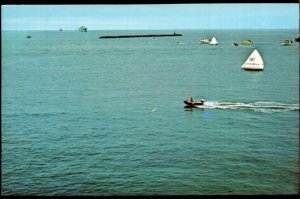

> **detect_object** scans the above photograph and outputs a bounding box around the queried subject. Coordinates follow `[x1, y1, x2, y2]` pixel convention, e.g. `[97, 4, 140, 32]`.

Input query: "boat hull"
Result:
[281, 43, 292, 46]
[281, 40, 293, 46]
[198, 40, 210, 44]
[242, 68, 263, 71]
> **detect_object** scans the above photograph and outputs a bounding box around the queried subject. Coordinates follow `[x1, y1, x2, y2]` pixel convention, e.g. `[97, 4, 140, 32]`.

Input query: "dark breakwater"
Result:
[99, 33, 182, 39]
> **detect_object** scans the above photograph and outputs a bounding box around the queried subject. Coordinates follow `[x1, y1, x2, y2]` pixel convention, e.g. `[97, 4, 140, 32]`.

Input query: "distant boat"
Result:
[209, 37, 218, 45]
[79, 26, 87, 32]
[59, 28, 63, 31]
[241, 40, 253, 45]
[241, 49, 264, 71]
[198, 39, 211, 44]
[281, 40, 293, 46]
[26, 35, 31, 38]
[232, 42, 239, 47]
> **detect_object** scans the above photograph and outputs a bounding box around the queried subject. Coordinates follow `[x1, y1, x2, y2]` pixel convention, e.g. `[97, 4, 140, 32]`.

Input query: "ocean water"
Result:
[1, 29, 299, 195]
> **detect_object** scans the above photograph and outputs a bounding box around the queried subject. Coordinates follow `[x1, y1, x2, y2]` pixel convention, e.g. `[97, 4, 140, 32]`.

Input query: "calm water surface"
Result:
[2, 29, 299, 195]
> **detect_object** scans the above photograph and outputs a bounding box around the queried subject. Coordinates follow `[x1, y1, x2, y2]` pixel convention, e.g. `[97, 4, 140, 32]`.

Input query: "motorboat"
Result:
[232, 42, 239, 47]
[184, 99, 205, 108]
[241, 40, 253, 45]
[198, 39, 211, 44]
[26, 35, 31, 38]
[198, 37, 218, 45]
[281, 40, 293, 46]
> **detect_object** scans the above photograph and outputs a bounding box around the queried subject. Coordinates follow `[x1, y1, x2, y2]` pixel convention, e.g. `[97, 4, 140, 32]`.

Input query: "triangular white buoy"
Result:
[241, 49, 264, 71]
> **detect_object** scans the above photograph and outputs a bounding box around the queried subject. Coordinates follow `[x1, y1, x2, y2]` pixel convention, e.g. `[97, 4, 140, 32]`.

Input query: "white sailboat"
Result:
[241, 49, 264, 71]
[209, 37, 218, 45]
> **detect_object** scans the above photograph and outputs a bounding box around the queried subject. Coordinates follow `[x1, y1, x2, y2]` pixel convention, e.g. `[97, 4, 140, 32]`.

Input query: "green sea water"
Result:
[2, 29, 299, 195]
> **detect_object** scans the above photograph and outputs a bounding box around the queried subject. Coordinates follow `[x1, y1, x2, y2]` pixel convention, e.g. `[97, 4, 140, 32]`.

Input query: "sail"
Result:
[209, 37, 218, 45]
[241, 49, 264, 71]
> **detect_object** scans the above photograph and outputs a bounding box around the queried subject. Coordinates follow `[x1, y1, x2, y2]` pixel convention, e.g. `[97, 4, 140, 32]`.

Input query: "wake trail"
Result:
[194, 101, 299, 113]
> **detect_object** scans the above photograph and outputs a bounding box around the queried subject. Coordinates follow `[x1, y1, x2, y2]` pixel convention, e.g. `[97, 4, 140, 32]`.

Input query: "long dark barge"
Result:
[99, 33, 182, 39]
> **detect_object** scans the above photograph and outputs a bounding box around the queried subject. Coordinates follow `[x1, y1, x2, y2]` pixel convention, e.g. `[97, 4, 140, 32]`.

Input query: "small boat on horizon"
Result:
[26, 35, 31, 38]
[241, 49, 264, 71]
[281, 40, 293, 46]
[79, 26, 87, 32]
[241, 40, 253, 45]
[198, 37, 218, 45]
[232, 42, 239, 47]
[198, 38, 211, 44]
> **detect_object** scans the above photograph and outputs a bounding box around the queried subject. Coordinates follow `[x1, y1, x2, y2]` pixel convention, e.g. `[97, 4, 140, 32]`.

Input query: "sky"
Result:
[1, 4, 299, 30]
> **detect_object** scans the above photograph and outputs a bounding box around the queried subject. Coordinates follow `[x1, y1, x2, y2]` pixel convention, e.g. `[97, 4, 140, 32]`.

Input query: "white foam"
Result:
[193, 101, 299, 113]
[151, 108, 157, 112]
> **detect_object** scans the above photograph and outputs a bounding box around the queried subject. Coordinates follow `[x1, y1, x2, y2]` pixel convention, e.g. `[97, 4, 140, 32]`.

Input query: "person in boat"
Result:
[200, 99, 204, 105]
[190, 97, 194, 103]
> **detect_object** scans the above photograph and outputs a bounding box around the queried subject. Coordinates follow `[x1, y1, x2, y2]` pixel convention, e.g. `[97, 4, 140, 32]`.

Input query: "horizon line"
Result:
[2, 28, 299, 31]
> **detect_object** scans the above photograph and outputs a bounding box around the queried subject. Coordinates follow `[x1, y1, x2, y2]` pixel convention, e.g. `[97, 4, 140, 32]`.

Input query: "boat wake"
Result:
[194, 101, 299, 113]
